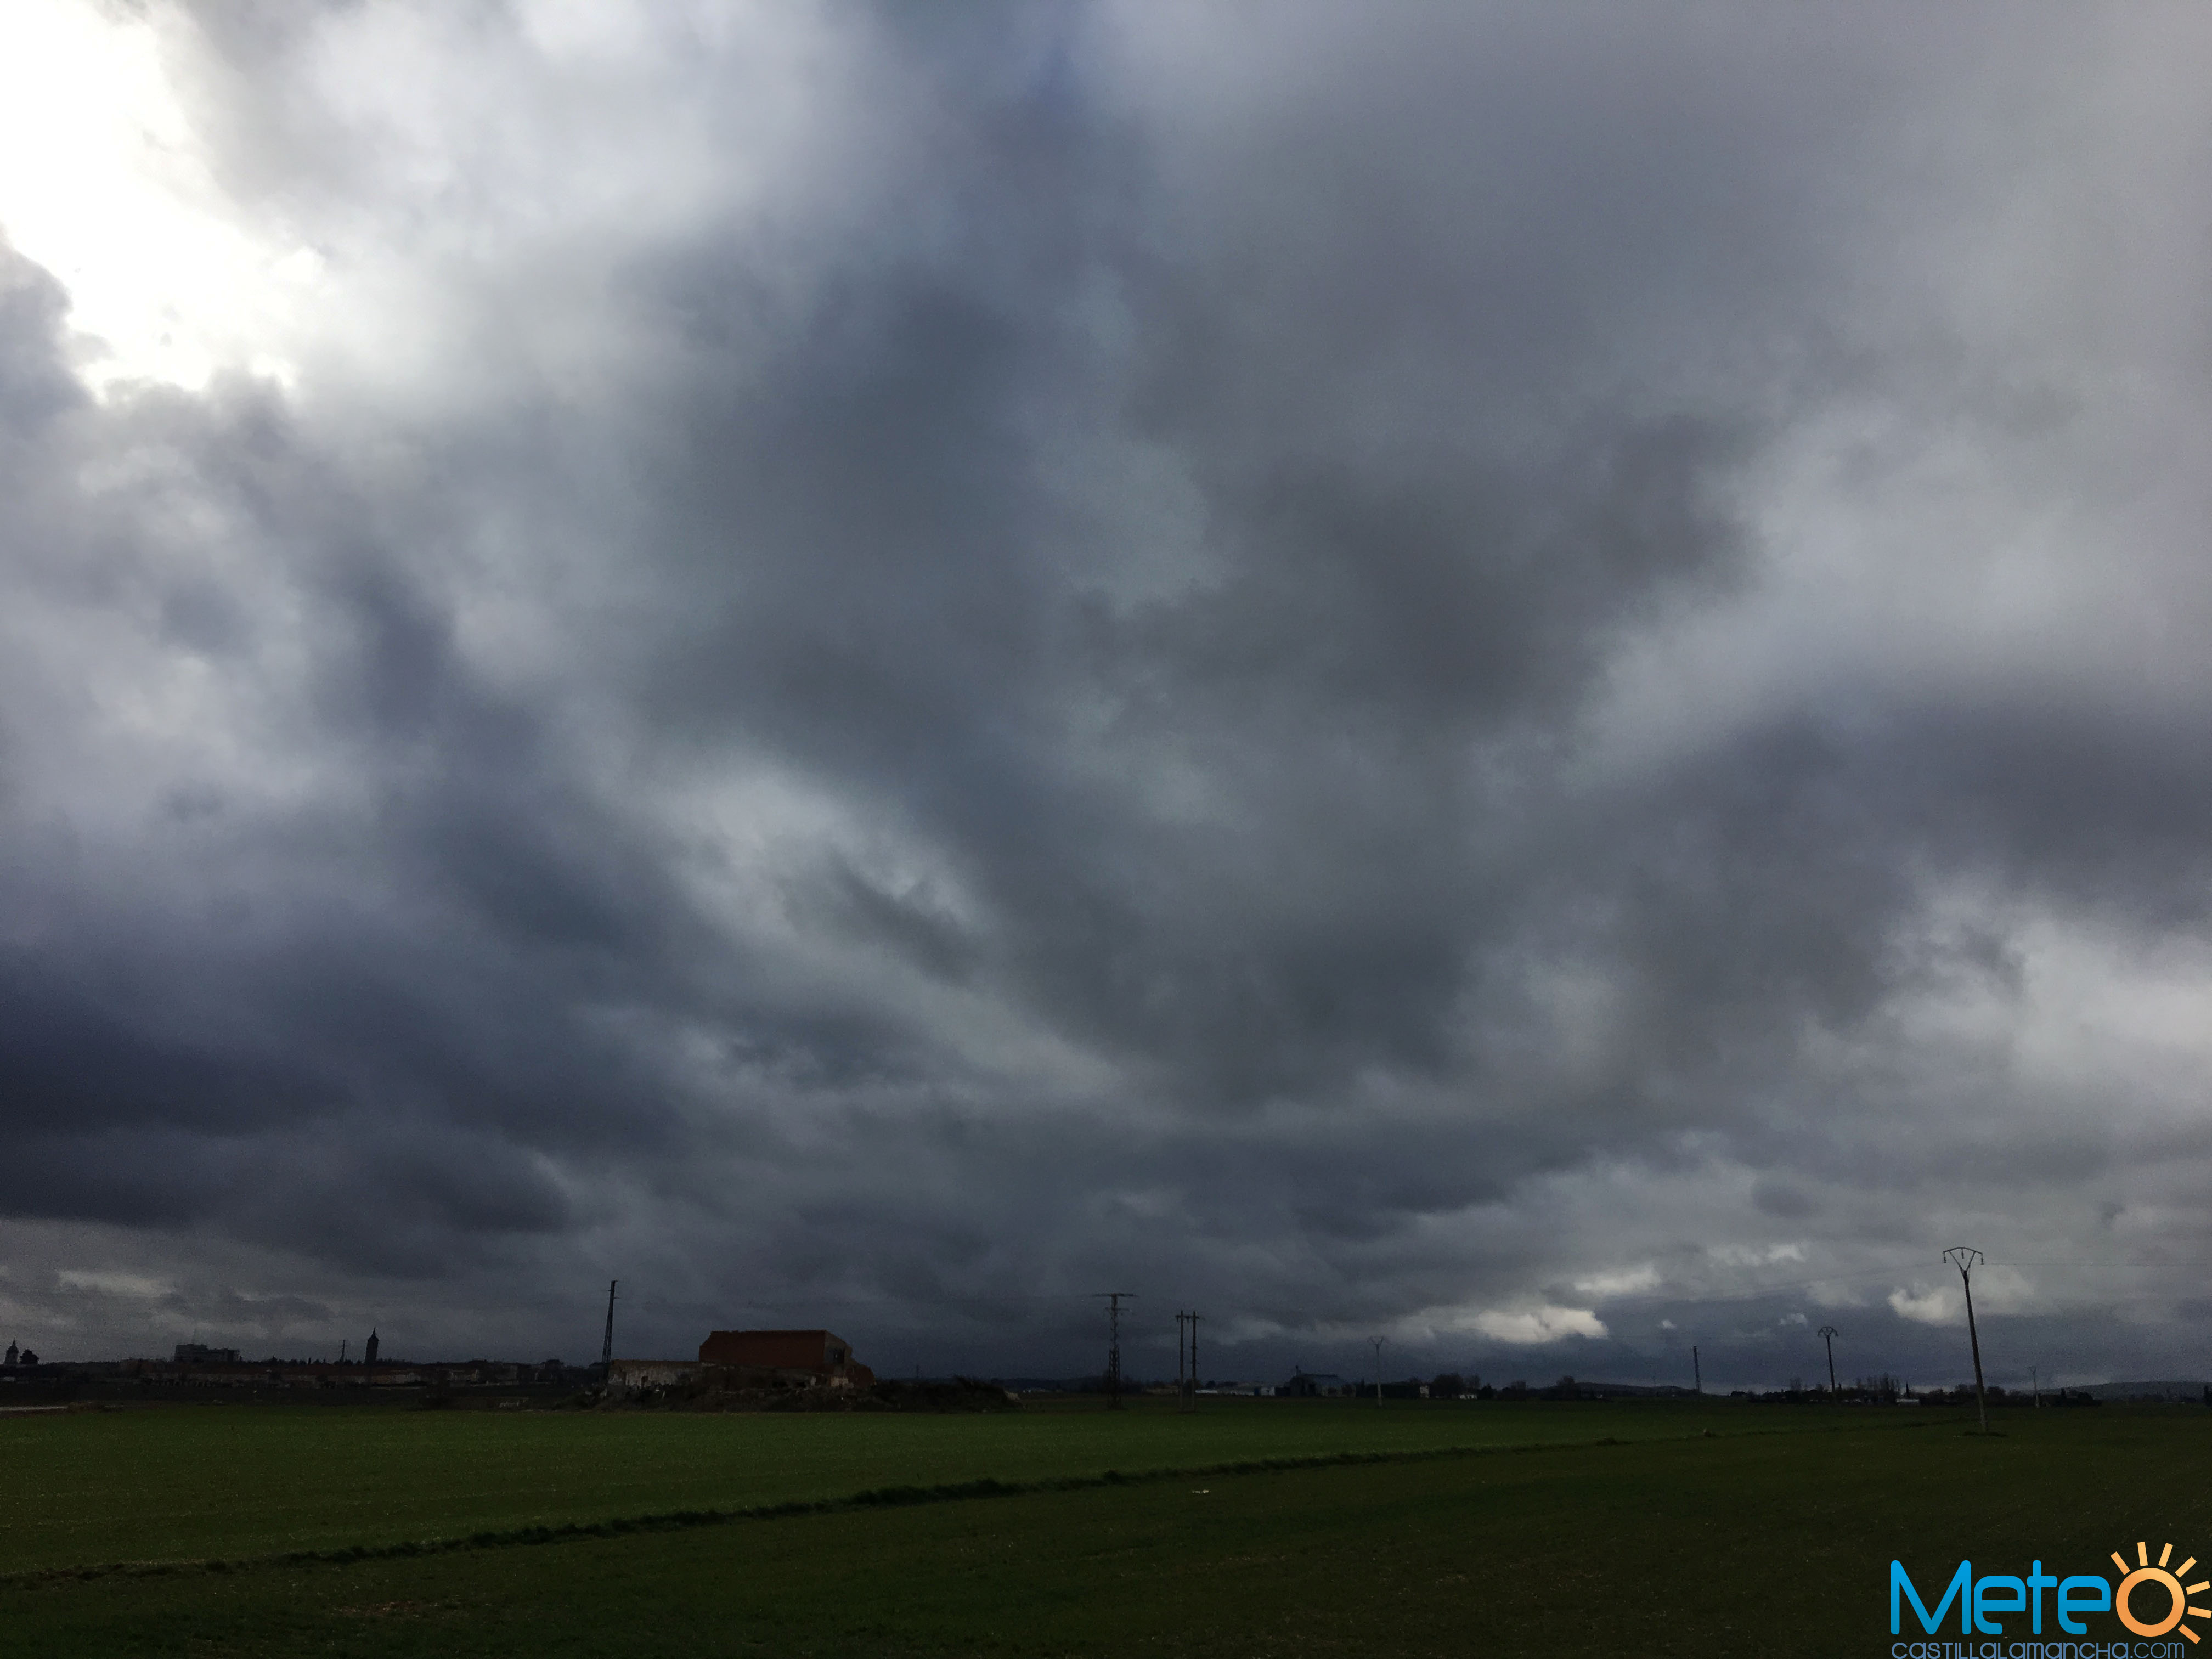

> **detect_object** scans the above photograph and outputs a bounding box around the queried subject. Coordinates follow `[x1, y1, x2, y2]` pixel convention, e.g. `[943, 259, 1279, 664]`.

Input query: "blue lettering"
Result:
[1976, 1574, 2026, 1634]
[2057, 1576, 2112, 1635]
[1894, 1560, 1975, 1635]
[2028, 1562, 2057, 1634]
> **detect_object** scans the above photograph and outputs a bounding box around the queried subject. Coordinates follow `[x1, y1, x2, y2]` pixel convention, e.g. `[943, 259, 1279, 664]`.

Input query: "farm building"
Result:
[698, 1329, 874, 1385]
[1279, 1371, 1351, 1398]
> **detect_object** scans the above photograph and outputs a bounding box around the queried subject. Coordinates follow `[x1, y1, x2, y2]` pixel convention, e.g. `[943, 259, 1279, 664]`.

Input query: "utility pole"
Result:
[1095, 1293, 1135, 1410]
[1185, 1311, 1201, 1413]
[1370, 1336, 1385, 1406]
[2032, 1365, 2040, 1409]
[1943, 1248, 1989, 1434]
[1817, 1326, 1839, 1398]
[1692, 1345, 1701, 1394]
[1175, 1311, 1187, 1401]
[599, 1279, 618, 1379]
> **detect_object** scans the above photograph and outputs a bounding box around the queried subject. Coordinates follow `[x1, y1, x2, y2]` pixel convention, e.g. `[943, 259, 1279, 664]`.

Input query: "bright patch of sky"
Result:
[0, 0, 322, 392]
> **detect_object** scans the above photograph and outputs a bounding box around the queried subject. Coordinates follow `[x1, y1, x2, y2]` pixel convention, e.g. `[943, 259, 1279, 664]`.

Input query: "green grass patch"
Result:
[9, 1400, 2205, 1657]
[0, 1395, 1782, 1574]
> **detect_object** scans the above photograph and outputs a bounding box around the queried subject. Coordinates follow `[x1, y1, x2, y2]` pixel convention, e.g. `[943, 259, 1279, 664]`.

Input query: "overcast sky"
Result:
[1, 1, 2209, 1389]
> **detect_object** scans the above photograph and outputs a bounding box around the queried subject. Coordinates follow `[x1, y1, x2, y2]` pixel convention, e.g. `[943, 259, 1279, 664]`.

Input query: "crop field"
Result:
[6, 1397, 2211, 1656]
[0, 1393, 1756, 1571]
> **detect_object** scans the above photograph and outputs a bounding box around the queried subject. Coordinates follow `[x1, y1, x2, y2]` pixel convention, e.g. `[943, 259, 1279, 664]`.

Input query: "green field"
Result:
[0, 1395, 1741, 1572]
[6, 1397, 2209, 1656]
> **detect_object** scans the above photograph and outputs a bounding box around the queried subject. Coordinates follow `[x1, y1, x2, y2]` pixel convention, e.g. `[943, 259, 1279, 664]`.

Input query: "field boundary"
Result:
[2, 1413, 1954, 1591]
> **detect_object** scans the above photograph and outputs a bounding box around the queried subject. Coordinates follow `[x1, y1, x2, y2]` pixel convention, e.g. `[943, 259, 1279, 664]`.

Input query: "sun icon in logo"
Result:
[2109, 1541, 2211, 1642]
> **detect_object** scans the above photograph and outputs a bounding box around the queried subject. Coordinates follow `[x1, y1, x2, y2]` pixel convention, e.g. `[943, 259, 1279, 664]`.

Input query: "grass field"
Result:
[6, 1397, 2210, 1656]
[0, 1394, 1752, 1572]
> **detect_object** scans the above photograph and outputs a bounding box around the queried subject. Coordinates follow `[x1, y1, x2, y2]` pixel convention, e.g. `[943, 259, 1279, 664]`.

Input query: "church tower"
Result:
[364, 1329, 379, 1366]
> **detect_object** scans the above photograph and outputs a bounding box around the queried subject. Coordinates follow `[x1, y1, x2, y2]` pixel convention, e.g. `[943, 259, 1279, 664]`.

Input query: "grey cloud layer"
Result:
[2, 1, 2209, 1383]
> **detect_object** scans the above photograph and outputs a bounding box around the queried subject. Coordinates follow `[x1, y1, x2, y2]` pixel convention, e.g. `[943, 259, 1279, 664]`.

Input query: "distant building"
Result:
[3, 1342, 15, 1367]
[697, 1329, 874, 1385]
[1280, 1371, 1350, 1398]
[364, 1330, 380, 1367]
[608, 1359, 703, 1391]
[174, 1343, 242, 1365]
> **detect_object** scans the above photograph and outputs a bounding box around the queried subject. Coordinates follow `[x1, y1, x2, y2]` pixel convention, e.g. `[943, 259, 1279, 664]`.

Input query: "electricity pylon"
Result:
[1943, 1248, 1989, 1433]
[1182, 1311, 1200, 1413]
[1095, 1293, 1135, 1409]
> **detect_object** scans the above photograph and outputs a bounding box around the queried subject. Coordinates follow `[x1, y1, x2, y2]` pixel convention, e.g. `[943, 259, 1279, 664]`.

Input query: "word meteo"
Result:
[1891, 1543, 2209, 1643]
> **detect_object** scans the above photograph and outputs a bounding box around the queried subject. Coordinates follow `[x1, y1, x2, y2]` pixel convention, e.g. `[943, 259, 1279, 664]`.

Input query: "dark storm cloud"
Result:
[2, 3, 2209, 1385]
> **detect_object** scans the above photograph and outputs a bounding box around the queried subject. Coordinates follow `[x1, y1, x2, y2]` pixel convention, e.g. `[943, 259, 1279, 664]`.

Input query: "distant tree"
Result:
[1431, 1373, 1466, 1398]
